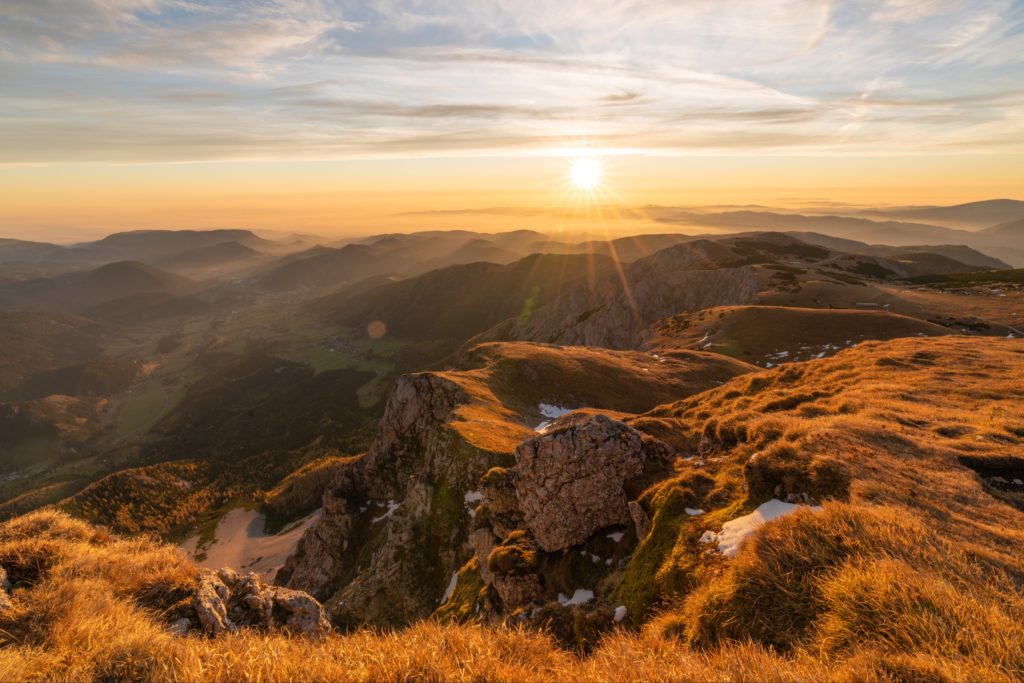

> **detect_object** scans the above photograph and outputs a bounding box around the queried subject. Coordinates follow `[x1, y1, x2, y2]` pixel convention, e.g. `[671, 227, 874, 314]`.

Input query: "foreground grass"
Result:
[2, 506, 1020, 682]
[4, 337, 1024, 681]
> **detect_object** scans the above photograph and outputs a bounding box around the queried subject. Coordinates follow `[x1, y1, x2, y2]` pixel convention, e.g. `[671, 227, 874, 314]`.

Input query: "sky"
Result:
[1, 0, 1023, 241]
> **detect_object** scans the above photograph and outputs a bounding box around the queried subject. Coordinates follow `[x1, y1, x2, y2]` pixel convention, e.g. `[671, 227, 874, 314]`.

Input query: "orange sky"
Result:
[3, 1, 1023, 241]
[2, 153, 1021, 242]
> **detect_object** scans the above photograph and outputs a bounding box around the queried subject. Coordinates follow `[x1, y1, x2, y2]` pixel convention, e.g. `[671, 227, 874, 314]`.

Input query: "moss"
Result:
[611, 480, 708, 623]
[488, 531, 539, 576]
[432, 558, 489, 623]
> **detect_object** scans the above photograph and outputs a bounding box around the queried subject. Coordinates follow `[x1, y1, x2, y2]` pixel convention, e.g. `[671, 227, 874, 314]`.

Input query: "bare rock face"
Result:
[509, 242, 761, 349]
[186, 569, 329, 637]
[491, 573, 545, 609]
[279, 372, 511, 627]
[275, 465, 359, 596]
[514, 414, 673, 552]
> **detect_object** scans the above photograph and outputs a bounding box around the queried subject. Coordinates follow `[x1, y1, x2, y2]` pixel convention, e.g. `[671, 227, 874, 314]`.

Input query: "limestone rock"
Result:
[469, 527, 499, 583]
[491, 573, 544, 609]
[629, 501, 651, 540]
[188, 569, 329, 637]
[193, 572, 234, 635]
[514, 414, 672, 551]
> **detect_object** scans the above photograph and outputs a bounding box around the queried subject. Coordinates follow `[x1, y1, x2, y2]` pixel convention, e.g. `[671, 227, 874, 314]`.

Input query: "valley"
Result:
[2, 206, 1024, 680]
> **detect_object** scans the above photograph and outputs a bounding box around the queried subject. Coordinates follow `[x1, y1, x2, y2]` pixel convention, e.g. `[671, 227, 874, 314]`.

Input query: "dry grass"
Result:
[3, 337, 1024, 681]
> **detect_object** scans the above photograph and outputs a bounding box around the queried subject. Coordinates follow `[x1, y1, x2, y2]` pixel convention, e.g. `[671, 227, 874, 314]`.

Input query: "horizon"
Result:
[3, 1, 1024, 241]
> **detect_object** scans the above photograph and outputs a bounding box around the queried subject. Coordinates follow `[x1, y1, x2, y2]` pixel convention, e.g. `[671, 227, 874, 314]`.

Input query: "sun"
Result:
[570, 157, 602, 191]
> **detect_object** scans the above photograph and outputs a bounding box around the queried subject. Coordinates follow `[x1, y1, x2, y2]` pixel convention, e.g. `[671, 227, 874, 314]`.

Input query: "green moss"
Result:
[432, 558, 489, 623]
[611, 472, 741, 624]
[488, 530, 539, 575]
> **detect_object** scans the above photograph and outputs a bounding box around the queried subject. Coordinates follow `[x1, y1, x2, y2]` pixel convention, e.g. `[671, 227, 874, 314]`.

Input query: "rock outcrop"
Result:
[278, 372, 516, 626]
[514, 415, 674, 551]
[503, 241, 762, 348]
[178, 568, 330, 637]
[277, 341, 753, 628]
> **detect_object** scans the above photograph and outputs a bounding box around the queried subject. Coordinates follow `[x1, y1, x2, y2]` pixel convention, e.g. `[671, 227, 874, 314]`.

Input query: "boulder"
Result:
[193, 572, 234, 634]
[187, 569, 329, 637]
[514, 414, 672, 551]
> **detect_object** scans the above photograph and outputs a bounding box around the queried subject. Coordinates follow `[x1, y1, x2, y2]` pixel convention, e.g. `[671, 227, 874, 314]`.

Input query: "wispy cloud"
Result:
[0, 0, 1022, 163]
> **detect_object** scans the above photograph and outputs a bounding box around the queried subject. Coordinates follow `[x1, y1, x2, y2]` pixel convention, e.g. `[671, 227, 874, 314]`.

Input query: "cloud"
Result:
[0, 0, 1022, 163]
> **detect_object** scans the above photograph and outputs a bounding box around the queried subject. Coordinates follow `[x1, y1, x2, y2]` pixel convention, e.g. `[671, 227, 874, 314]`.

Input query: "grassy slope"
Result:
[647, 305, 952, 364]
[2, 337, 1023, 681]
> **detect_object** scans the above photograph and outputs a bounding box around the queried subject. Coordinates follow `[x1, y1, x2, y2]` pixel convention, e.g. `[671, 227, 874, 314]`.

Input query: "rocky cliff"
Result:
[276, 342, 754, 628]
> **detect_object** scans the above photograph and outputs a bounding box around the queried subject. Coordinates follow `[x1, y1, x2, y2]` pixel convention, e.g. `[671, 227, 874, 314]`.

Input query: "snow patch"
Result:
[700, 499, 822, 558]
[606, 531, 624, 543]
[372, 500, 400, 523]
[535, 403, 574, 432]
[440, 571, 459, 604]
[613, 605, 627, 623]
[685, 508, 704, 516]
[558, 589, 595, 606]
[464, 490, 482, 518]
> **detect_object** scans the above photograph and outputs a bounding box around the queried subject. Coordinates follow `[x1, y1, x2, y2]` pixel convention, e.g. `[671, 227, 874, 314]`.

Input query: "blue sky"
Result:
[2, 0, 1023, 164]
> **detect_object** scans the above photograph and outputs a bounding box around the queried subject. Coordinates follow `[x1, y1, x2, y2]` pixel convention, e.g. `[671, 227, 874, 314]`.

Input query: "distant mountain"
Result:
[643, 207, 1024, 267]
[981, 218, 1024, 238]
[74, 229, 274, 263]
[784, 232, 1009, 270]
[312, 253, 613, 363]
[260, 230, 550, 292]
[0, 261, 194, 312]
[861, 199, 1024, 229]
[157, 240, 265, 273]
[0, 311, 103, 397]
[0, 238, 71, 264]
[258, 243, 410, 291]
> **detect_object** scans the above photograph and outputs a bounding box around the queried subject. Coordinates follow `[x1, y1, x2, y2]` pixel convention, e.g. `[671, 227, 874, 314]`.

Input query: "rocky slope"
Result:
[276, 341, 754, 626]
[279, 334, 1024, 651]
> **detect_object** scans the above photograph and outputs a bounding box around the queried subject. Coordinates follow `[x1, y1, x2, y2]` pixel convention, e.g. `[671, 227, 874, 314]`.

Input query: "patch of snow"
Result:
[606, 531, 624, 543]
[535, 403, 574, 432]
[685, 508, 704, 516]
[558, 589, 595, 606]
[700, 499, 822, 558]
[613, 605, 627, 623]
[590, 553, 601, 564]
[464, 490, 483, 518]
[372, 500, 400, 523]
[1013, 479, 1023, 486]
[440, 571, 459, 604]
[539, 403, 573, 419]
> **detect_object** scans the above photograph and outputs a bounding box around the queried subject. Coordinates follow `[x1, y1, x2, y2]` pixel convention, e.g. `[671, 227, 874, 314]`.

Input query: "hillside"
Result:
[157, 240, 265, 273]
[3, 336, 1023, 681]
[0, 311, 103, 397]
[275, 341, 754, 627]
[314, 253, 615, 364]
[0, 261, 195, 312]
[864, 199, 1024, 228]
[646, 305, 952, 366]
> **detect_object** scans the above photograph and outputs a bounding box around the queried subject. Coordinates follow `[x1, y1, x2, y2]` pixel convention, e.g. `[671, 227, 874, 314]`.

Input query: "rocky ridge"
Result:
[276, 342, 754, 627]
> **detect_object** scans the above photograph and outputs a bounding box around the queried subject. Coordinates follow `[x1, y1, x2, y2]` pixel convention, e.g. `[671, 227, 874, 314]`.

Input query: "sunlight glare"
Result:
[570, 157, 602, 191]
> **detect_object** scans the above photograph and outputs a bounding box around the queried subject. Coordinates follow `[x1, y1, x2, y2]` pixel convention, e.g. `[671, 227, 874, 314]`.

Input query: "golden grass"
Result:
[3, 337, 1024, 681]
